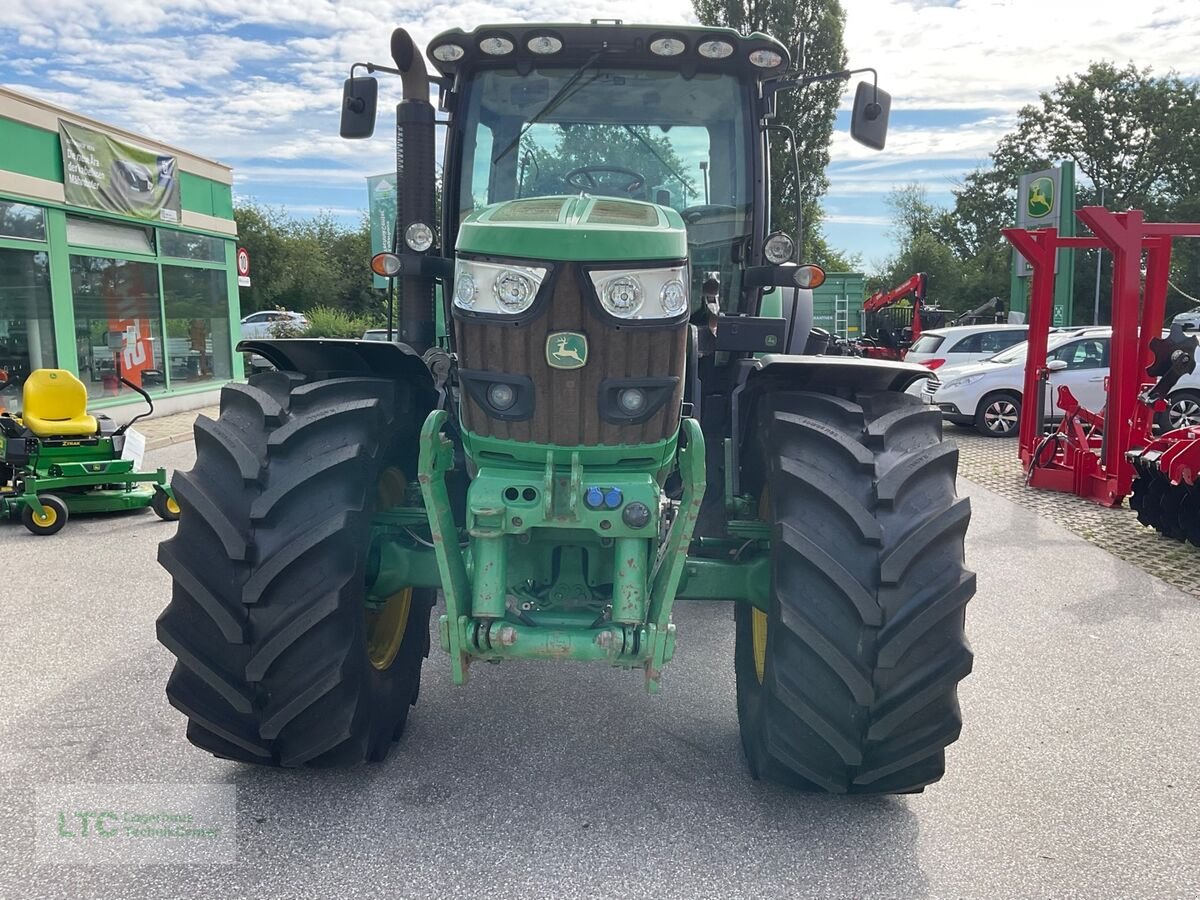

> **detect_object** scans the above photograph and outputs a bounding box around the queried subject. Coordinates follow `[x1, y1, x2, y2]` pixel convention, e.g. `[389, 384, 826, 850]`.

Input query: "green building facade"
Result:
[0, 86, 242, 419]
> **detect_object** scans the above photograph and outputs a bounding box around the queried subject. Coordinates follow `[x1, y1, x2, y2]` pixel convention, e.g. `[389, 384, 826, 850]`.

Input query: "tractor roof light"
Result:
[697, 39, 735, 59]
[405, 222, 434, 252]
[748, 48, 784, 69]
[479, 35, 515, 55]
[370, 252, 402, 278]
[793, 264, 827, 289]
[431, 43, 465, 62]
[527, 34, 563, 54]
[649, 36, 687, 57]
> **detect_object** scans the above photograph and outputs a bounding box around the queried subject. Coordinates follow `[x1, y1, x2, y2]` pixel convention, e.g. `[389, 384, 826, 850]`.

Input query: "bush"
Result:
[292, 305, 382, 339]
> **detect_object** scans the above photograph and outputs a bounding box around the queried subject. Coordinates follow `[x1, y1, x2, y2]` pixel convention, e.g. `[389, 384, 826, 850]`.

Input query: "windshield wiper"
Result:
[492, 49, 605, 166]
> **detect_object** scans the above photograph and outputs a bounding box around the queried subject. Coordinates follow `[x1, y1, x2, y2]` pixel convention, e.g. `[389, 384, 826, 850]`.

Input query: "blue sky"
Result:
[3, 0, 1197, 271]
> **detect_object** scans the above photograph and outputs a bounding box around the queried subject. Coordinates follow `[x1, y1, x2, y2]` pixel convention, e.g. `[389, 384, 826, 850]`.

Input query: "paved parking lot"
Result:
[1, 439, 1198, 898]
[952, 426, 1200, 599]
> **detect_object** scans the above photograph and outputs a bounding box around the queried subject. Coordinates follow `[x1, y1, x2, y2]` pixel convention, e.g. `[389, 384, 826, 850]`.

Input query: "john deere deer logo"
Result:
[547, 332, 588, 369]
[1027, 176, 1054, 218]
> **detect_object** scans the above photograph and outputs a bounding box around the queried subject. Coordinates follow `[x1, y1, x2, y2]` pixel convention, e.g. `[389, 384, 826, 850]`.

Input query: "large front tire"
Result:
[157, 371, 434, 766]
[736, 390, 975, 794]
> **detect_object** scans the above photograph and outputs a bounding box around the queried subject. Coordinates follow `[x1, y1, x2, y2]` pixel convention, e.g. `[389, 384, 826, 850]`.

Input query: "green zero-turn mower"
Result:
[157, 22, 975, 793]
[0, 369, 179, 535]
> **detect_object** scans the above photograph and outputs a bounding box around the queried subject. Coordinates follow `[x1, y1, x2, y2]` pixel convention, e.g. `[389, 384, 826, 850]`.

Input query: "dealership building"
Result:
[0, 86, 242, 419]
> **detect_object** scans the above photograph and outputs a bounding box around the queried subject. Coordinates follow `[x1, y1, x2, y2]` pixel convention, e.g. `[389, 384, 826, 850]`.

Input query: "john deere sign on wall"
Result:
[1010, 161, 1076, 326]
[58, 120, 183, 223]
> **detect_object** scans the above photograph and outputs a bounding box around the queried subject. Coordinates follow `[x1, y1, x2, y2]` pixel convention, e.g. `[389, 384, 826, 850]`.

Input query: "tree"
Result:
[693, 0, 848, 258]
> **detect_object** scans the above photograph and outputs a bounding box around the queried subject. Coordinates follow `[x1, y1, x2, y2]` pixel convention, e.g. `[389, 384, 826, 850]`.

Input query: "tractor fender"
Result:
[238, 338, 441, 429]
[729, 354, 934, 496]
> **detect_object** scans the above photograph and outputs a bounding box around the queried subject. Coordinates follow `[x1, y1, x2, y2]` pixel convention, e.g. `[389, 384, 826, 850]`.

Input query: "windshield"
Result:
[456, 67, 752, 301]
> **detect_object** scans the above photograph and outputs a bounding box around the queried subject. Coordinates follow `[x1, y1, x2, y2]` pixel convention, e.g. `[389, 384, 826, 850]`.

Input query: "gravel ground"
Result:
[1, 440, 1197, 899]
[951, 425, 1200, 599]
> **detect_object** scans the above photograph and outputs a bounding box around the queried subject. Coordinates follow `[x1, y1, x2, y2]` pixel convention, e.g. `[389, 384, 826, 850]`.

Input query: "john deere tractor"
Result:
[157, 21, 975, 793]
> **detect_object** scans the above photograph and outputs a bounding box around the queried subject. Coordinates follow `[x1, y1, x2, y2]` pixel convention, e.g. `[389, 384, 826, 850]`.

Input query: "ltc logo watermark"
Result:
[36, 783, 236, 865]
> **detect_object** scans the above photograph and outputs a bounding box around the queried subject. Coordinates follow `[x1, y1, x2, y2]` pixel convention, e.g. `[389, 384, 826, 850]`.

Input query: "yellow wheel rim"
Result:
[166, 497, 181, 515]
[33, 505, 57, 527]
[752, 486, 771, 684]
[365, 467, 414, 671]
[367, 587, 413, 670]
[751, 607, 768, 684]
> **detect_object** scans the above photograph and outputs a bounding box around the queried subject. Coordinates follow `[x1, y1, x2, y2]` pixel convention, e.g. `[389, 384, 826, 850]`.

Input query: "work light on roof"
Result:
[527, 35, 563, 54]
[697, 39, 734, 59]
[649, 37, 686, 57]
[431, 43, 465, 62]
[749, 49, 784, 69]
[479, 36, 515, 55]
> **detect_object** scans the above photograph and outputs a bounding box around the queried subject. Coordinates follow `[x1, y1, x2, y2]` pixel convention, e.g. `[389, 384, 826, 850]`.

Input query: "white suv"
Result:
[925, 327, 1200, 437]
[240, 310, 308, 340]
[905, 324, 1030, 371]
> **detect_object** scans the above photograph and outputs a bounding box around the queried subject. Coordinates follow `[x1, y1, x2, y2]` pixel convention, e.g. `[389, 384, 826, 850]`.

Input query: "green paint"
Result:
[457, 195, 687, 262]
[462, 429, 679, 474]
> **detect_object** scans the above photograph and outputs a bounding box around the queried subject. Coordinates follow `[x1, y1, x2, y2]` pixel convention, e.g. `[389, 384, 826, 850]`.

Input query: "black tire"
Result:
[22, 493, 69, 536]
[735, 390, 974, 794]
[156, 371, 434, 766]
[974, 391, 1021, 437]
[151, 489, 181, 521]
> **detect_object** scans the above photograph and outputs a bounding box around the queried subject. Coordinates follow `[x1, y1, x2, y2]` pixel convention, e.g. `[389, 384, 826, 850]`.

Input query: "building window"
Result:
[69, 255, 164, 400]
[0, 248, 56, 412]
[159, 230, 227, 263]
[162, 265, 233, 386]
[0, 201, 47, 242]
[66, 216, 155, 255]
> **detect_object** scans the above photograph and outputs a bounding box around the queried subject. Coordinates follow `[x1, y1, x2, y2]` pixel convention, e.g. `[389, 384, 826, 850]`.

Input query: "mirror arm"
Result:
[774, 66, 878, 101]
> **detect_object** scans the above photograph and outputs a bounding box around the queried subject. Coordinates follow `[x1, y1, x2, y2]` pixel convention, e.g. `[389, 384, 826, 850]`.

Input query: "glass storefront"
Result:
[162, 265, 233, 386]
[70, 255, 166, 401]
[0, 246, 55, 412]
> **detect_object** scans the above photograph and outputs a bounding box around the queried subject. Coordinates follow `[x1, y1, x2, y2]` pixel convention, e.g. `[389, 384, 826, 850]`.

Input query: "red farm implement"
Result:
[1004, 207, 1200, 531]
[858, 272, 930, 360]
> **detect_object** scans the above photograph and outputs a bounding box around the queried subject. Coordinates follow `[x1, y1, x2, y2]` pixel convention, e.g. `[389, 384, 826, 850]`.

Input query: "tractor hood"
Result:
[456, 196, 687, 262]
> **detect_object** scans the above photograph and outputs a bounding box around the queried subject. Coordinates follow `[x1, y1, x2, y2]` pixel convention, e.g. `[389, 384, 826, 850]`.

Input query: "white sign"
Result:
[120, 427, 146, 471]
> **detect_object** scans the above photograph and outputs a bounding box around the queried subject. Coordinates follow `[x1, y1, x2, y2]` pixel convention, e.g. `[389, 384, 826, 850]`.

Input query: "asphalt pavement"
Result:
[1, 440, 1198, 898]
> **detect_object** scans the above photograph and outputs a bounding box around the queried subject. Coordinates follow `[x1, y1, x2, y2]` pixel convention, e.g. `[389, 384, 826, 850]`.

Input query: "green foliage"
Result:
[286, 305, 382, 339]
[693, 0, 849, 258]
[878, 61, 1200, 322]
[234, 204, 383, 318]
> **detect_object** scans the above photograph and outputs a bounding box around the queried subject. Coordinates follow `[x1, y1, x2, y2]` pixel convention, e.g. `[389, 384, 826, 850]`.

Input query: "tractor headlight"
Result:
[589, 265, 689, 320]
[600, 275, 644, 318]
[452, 259, 547, 315]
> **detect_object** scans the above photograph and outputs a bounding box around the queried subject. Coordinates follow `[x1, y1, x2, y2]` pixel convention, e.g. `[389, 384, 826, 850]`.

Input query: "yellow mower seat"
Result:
[22, 369, 98, 437]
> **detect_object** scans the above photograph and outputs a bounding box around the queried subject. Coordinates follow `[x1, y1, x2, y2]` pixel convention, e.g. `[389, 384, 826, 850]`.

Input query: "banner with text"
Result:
[367, 173, 397, 289]
[59, 120, 182, 223]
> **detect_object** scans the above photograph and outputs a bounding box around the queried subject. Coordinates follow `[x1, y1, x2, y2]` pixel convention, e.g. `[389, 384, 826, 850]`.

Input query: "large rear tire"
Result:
[157, 371, 434, 766]
[735, 390, 975, 793]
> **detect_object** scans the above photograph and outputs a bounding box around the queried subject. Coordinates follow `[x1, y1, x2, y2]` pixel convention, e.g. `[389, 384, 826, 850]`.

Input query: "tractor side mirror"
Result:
[850, 81, 891, 151]
[1046, 359, 1069, 373]
[340, 76, 378, 139]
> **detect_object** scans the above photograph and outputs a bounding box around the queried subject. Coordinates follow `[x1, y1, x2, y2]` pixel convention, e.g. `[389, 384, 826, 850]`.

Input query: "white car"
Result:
[921, 327, 1200, 437]
[1172, 307, 1200, 331]
[905, 324, 1030, 371]
[240, 310, 308, 340]
[362, 328, 399, 342]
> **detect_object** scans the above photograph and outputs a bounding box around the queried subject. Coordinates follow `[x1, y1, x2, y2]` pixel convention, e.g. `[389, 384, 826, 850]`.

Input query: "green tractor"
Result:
[157, 21, 974, 793]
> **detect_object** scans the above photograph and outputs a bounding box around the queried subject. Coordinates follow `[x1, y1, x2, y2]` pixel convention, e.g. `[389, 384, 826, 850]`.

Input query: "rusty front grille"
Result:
[455, 265, 687, 446]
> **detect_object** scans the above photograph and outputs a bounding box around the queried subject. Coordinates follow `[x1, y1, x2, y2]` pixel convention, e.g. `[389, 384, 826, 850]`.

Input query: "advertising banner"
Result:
[59, 120, 182, 223]
[366, 173, 396, 289]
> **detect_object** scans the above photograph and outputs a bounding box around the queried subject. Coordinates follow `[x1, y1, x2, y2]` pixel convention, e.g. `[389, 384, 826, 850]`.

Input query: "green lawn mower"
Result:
[157, 21, 975, 794]
[0, 368, 179, 535]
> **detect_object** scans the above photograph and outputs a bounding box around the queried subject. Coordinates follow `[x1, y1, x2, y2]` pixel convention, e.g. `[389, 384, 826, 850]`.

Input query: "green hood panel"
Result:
[456, 196, 687, 262]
